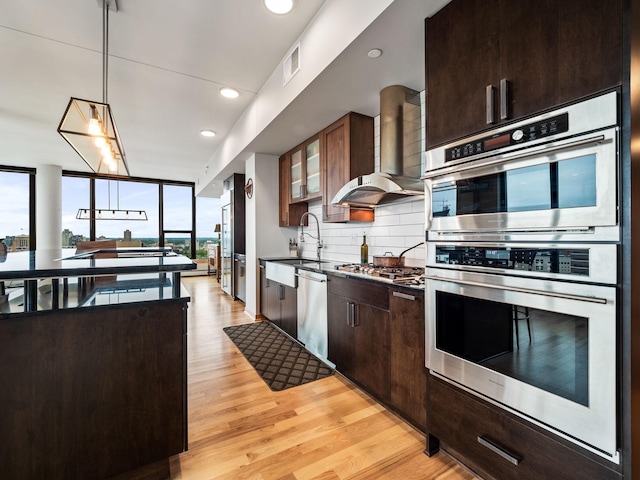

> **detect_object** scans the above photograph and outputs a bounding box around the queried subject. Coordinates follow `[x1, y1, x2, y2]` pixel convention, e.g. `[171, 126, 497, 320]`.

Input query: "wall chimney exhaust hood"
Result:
[331, 172, 423, 207]
[331, 85, 424, 207]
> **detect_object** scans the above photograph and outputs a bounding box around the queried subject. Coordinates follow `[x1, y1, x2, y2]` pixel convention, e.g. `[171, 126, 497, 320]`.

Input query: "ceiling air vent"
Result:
[283, 42, 300, 86]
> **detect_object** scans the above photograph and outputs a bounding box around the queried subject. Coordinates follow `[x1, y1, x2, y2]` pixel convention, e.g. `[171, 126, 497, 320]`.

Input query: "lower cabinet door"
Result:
[327, 293, 353, 369]
[280, 284, 297, 338]
[351, 303, 390, 403]
[390, 288, 427, 431]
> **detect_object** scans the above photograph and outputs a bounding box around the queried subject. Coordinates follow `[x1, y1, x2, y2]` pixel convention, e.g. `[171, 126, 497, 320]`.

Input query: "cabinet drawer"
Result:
[327, 274, 389, 310]
[429, 375, 621, 480]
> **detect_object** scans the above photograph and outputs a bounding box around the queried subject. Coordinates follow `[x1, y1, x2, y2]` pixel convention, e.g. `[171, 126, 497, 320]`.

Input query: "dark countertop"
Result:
[260, 256, 424, 292]
[0, 248, 196, 281]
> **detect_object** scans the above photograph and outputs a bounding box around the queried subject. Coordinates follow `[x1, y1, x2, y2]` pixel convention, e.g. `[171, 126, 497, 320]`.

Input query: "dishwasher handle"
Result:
[295, 272, 327, 283]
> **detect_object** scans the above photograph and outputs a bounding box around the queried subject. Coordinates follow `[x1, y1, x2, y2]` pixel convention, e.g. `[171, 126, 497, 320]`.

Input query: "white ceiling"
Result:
[0, 0, 448, 197]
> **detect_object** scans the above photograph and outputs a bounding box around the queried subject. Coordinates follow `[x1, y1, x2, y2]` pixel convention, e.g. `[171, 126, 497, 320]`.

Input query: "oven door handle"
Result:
[422, 134, 606, 180]
[423, 275, 608, 304]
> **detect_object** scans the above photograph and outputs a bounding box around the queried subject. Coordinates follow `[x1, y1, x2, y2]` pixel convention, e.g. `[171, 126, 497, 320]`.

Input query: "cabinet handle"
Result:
[500, 78, 510, 120]
[392, 291, 416, 301]
[486, 85, 495, 124]
[300, 184, 306, 198]
[477, 435, 521, 466]
[278, 285, 284, 301]
[347, 302, 357, 327]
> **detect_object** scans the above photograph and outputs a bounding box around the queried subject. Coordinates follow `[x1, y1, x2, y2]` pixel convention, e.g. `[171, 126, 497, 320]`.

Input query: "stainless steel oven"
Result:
[424, 91, 619, 243]
[423, 92, 621, 463]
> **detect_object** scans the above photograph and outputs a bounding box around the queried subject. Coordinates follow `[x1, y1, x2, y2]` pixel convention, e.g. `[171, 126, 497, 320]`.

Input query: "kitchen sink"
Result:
[265, 261, 297, 288]
[275, 258, 329, 265]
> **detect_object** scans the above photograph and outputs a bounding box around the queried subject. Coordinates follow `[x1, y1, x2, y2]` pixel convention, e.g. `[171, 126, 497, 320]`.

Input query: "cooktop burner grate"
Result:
[334, 263, 424, 284]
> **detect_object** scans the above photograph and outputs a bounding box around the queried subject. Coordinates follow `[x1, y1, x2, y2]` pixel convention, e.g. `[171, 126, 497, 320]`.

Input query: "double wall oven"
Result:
[423, 91, 620, 462]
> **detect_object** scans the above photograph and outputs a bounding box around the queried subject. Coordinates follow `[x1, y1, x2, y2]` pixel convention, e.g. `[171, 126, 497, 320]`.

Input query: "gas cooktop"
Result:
[334, 263, 424, 286]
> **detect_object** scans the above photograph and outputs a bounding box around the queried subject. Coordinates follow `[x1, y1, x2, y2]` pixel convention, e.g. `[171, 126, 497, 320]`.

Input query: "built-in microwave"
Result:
[423, 92, 619, 243]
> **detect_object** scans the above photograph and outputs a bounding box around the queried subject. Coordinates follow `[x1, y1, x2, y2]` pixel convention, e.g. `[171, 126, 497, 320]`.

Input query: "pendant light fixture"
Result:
[58, 0, 129, 177]
[76, 179, 148, 221]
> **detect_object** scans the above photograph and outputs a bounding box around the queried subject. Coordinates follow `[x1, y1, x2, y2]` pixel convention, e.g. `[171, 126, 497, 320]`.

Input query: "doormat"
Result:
[223, 321, 333, 391]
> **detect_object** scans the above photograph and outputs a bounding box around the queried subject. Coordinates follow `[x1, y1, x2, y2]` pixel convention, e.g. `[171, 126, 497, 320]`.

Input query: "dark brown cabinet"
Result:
[259, 265, 297, 338]
[327, 275, 390, 402]
[279, 154, 307, 226]
[389, 287, 427, 432]
[426, 0, 623, 148]
[322, 112, 375, 223]
[428, 375, 622, 480]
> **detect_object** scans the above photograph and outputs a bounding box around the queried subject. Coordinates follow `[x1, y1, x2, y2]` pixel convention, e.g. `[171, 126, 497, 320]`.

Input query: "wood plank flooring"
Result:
[170, 276, 477, 480]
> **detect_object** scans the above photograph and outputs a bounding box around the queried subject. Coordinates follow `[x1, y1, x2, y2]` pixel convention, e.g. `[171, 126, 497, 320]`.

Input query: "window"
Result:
[61, 176, 90, 249]
[196, 196, 221, 259]
[95, 179, 159, 247]
[0, 169, 33, 252]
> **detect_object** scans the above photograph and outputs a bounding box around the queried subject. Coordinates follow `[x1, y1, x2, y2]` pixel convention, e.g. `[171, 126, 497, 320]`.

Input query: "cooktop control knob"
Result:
[512, 129, 524, 141]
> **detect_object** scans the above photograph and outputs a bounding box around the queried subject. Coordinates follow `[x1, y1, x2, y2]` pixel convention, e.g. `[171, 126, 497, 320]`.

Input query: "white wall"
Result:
[196, 0, 396, 195]
[246, 153, 290, 319]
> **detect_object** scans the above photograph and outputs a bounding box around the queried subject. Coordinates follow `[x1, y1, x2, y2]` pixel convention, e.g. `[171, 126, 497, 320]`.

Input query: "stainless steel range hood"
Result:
[331, 85, 424, 207]
[331, 172, 424, 207]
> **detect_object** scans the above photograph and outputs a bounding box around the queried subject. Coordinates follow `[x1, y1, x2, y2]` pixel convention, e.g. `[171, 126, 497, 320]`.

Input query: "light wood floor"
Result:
[170, 275, 477, 480]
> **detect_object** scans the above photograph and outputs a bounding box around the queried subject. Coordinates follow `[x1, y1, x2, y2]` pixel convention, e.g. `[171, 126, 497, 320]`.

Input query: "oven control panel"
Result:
[445, 112, 569, 162]
[433, 245, 588, 276]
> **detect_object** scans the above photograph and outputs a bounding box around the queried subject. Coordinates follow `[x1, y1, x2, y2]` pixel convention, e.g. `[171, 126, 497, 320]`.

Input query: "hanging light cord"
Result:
[102, 0, 109, 105]
[106, 179, 121, 211]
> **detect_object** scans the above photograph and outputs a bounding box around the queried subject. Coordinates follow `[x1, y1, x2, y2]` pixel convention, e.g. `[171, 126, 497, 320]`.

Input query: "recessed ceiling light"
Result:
[200, 130, 216, 137]
[367, 48, 383, 59]
[264, 0, 295, 15]
[219, 87, 239, 99]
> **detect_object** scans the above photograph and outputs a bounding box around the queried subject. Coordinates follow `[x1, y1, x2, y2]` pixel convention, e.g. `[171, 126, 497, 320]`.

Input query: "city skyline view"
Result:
[0, 171, 222, 245]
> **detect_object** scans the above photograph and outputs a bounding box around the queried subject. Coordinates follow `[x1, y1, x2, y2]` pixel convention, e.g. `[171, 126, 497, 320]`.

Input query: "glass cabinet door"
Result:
[290, 148, 302, 201]
[305, 138, 321, 198]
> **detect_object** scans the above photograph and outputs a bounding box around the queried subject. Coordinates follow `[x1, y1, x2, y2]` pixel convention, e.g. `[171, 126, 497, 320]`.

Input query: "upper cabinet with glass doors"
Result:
[288, 135, 322, 203]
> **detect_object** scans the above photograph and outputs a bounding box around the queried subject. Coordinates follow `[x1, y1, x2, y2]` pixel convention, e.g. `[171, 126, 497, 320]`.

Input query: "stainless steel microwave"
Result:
[423, 92, 619, 243]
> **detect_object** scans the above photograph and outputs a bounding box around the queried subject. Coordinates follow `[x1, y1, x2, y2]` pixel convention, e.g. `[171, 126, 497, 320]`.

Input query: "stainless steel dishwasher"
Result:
[295, 269, 330, 365]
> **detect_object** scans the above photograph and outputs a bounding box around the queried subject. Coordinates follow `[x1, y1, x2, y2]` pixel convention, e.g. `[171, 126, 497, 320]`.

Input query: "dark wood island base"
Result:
[0, 298, 188, 480]
[0, 248, 194, 480]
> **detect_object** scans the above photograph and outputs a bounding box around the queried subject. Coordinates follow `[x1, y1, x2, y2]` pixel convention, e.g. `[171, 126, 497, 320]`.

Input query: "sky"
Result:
[0, 171, 221, 241]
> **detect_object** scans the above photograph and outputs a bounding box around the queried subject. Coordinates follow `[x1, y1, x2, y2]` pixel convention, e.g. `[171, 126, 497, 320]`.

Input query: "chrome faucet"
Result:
[299, 212, 323, 262]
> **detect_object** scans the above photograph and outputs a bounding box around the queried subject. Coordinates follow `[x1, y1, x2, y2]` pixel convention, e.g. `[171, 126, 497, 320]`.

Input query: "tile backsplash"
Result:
[295, 199, 425, 267]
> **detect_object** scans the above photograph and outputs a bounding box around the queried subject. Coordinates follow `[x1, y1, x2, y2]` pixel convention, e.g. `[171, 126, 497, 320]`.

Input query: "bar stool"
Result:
[513, 305, 532, 348]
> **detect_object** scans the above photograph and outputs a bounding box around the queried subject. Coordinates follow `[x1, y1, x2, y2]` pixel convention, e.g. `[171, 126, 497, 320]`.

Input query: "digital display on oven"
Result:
[444, 112, 569, 162]
[484, 133, 511, 150]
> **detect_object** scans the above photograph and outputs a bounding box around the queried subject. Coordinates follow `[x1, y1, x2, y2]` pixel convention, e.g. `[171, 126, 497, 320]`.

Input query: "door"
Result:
[390, 289, 427, 430]
[426, 0, 622, 148]
[425, 268, 618, 457]
[351, 302, 390, 402]
[500, 0, 622, 122]
[426, 0, 500, 147]
[327, 293, 354, 369]
[280, 284, 297, 338]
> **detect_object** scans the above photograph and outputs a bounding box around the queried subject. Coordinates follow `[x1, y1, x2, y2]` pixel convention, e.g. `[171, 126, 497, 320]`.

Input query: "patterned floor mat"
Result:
[223, 321, 334, 391]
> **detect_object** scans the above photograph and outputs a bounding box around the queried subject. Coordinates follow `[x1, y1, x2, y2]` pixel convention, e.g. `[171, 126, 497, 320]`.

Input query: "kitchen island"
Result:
[0, 248, 195, 480]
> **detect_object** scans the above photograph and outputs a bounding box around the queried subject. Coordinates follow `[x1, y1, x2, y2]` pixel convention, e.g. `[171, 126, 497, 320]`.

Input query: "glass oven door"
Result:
[425, 267, 618, 461]
[425, 127, 618, 241]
